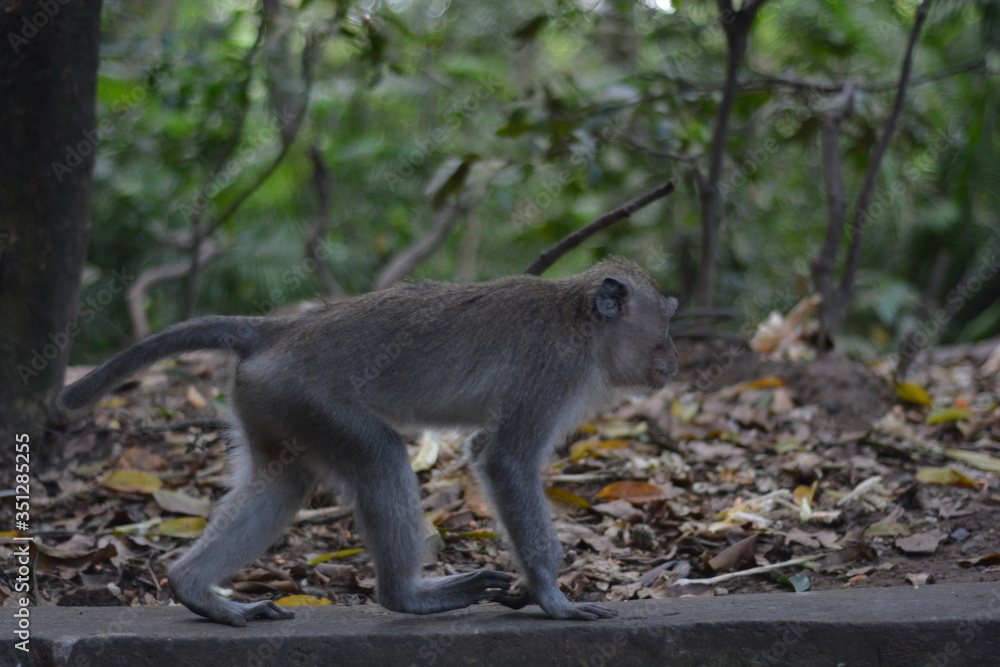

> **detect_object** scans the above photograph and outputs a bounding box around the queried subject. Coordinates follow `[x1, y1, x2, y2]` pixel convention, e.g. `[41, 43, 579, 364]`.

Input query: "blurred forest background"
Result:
[78, 0, 998, 362]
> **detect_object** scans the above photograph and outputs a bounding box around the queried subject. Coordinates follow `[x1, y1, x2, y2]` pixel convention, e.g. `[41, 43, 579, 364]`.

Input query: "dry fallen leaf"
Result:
[153, 488, 212, 517]
[707, 535, 758, 573]
[120, 446, 168, 471]
[185, 385, 208, 410]
[102, 469, 163, 494]
[595, 481, 665, 503]
[957, 553, 1000, 567]
[591, 500, 643, 520]
[865, 523, 911, 537]
[895, 530, 946, 555]
[904, 572, 933, 586]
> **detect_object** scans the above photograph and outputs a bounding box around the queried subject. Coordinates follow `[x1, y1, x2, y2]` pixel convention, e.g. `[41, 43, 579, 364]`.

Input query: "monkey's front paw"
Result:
[223, 600, 296, 627]
[544, 602, 618, 621]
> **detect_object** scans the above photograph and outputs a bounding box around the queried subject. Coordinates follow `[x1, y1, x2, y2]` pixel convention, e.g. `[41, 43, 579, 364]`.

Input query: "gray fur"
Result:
[56, 258, 678, 625]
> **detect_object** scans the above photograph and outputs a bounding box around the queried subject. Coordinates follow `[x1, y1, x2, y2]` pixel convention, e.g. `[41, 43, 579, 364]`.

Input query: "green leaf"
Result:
[778, 572, 811, 593]
[546, 486, 591, 508]
[155, 516, 206, 539]
[926, 408, 974, 425]
[915, 467, 979, 488]
[512, 15, 549, 41]
[943, 449, 1000, 473]
[894, 382, 932, 407]
[308, 548, 365, 566]
[451, 530, 499, 540]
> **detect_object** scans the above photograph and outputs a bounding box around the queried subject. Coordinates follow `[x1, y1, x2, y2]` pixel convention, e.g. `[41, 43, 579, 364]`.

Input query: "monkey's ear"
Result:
[594, 277, 629, 319]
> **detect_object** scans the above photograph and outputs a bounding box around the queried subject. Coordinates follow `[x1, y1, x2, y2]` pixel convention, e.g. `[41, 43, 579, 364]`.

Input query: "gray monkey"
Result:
[57, 257, 678, 626]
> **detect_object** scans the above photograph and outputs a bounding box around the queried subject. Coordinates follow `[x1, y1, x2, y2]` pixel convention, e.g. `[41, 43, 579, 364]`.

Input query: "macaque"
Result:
[57, 258, 678, 626]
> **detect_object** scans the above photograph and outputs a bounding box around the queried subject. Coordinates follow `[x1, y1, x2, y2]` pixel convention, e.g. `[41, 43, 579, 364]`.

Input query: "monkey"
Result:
[57, 257, 679, 626]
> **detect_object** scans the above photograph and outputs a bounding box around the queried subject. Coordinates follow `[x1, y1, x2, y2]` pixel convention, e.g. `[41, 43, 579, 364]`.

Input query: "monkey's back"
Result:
[244, 274, 593, 428]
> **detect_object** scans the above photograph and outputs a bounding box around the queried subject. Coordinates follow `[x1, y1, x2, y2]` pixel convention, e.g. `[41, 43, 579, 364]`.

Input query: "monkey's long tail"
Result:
[56, 315, 264, 415]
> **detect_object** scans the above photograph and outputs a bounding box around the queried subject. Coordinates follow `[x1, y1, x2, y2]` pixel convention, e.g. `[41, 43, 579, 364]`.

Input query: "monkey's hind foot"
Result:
[543, 600, 618, 621]
[381, 569, 514, 614]
[223, 599, 296, 627]
[173, 584, 295, 627]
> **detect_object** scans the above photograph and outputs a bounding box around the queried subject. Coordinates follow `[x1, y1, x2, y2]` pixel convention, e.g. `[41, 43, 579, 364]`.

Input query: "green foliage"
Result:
[76, 0, 999, 361]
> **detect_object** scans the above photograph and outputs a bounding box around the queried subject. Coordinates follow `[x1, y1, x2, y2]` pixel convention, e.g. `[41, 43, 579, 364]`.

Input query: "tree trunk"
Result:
[0, 0, 104, 476]
[694, 0, 767, 308]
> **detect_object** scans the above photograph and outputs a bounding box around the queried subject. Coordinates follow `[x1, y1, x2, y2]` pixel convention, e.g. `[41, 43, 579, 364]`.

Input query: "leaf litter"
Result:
[3, 335, 1000, 613]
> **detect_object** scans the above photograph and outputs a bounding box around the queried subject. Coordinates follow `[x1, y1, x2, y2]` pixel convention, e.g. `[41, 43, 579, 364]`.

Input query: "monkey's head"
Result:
[585, 259, 678, 390]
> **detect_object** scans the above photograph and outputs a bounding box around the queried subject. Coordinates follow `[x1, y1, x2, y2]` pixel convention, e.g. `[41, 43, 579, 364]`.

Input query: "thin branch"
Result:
[839, 0, 934, 301]
[895, 239, 999, 379]
[811, 83, 854, 349]
[694, 0, 769, 308]
[200, 30, 319, 240]
[745, 44, 996, 94]
[674, 555, 821, 587]
[621, 136, 706, 198]
[182, 0, 275, 319]
[621, 135, 700, 163]
[373, 200, 468, 291]
[524, 180, 676, 276]
[305, 145, 346, 298]
[127, 243, 224, 340]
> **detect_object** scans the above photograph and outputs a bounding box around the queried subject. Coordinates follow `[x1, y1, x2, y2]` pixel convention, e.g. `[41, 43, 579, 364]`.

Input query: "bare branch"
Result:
[621, 135, 700, 163]
[127, 243, 223, 340]
[524, 180, 676, 276]
[694, 0, 769, 308]
[305, 145, 346, 298]
[373, 201, 467, 291]
[811, 83, 854, 349]
[181, 0, 276, 319]
[200, 26, 320, 241]
[745, 44, 996, 94]
[839, 0, 934, 301]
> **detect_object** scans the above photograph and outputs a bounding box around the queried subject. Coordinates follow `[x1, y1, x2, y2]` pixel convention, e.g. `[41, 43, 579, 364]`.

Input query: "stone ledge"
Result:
[3, 582, 998, 666]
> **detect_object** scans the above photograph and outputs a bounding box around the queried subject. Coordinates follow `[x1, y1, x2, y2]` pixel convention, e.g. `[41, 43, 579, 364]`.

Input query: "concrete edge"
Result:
[3, 582, 999, 666]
